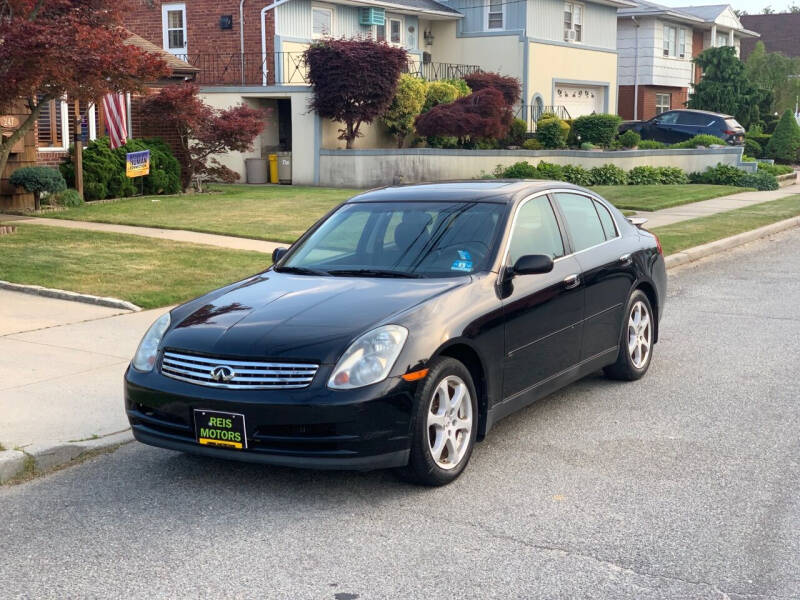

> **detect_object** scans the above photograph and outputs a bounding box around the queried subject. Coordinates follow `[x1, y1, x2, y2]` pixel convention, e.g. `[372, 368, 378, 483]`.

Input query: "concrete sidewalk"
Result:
[639, 183, 800, 229]
[0, 213, 282, 254]
[0, 290, 168, 479]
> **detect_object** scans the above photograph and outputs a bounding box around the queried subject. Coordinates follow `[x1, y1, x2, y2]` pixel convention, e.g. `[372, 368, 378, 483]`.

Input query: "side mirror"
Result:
[512, 254, 554, 276]
[272, 247, 288, 263]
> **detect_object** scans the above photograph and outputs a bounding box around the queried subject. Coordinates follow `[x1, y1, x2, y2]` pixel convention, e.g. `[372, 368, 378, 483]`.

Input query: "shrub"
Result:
[535, 161, 564, 181]
[463, 71, 521, 107]
[758, 162, 793, 176]
[627, 166, 661, 185]
[764, 116, 780, 134]
[426, 135, 459, 148]
[671, 134, 726, 149]
[522, 138, 542, 150]
[618, 129, 641, 149]
[561, 164, 593, 186]
[571, 113, 622, 147]
[536, 117, 569, 149]
[638, 140, 668, 149]
[739, 171, 779, 190]
[441, 78, 471, 98]
[689, 163, 744, 186]
[501, 161, 538, 178]
[580, 142, 598, 150]
[589, 164, 627, 185]
[747, 132, 772, 149]
[9, 166, 66, 210]
[744, 138, 763, 159]
[422, 80, 460, 113]
[53, 189, 84, 207]
[504, 118, 528, 146]
[415, 88, 513, 142]
[61, 137, 181, 200]
[764, 109, 800, 163]
[382, 74, 427, 147]
[657, 166, 689, 184]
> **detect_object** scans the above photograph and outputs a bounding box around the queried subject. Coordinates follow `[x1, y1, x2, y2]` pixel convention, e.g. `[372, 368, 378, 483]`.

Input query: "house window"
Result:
[161, 3, 187, 56]
[655, 93, 671, 115]
[663, 25, 686, 58]
[36, 97, 99, 150]
[374, 23, 386, 42]
[563, 3, 582, 43]
[312, 7, 333, 38]
[389, 18, 402, 44]
[716, 32, 729, 46]
[486, 0, 504, 30]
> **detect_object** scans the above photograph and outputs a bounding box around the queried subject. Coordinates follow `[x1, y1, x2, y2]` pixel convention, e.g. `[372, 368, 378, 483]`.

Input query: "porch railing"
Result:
[174, 52, 482, 86]
[515, 104, 572, 132]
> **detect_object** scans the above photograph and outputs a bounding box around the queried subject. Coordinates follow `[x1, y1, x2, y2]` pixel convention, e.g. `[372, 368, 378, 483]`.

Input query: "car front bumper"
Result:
[125, 365, 417, 471]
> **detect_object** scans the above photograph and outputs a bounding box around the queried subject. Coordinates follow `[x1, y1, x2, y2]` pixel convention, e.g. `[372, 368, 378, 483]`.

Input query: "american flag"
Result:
[103, 93, 128, 149]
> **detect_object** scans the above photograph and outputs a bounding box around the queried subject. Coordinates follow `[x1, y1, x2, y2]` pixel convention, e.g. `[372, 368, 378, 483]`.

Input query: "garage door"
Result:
[554, 84, 604, 118]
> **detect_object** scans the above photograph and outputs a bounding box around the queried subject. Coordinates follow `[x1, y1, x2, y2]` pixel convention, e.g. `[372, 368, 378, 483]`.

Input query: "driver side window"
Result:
[508, 196, 565, 264]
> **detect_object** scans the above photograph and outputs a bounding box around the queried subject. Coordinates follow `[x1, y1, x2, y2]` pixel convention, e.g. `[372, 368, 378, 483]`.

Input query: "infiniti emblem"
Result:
[210, 365, 236, 382]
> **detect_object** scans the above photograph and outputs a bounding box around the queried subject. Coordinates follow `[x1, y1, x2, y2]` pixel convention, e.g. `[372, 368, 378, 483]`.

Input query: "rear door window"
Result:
[593, 200, 618, 240]
[677, 112, 713, 126]
[554, 193, 607, 252]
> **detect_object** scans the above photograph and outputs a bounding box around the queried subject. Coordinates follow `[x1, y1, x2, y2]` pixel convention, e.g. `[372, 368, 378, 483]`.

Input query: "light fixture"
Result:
[423, 29, 434, 46]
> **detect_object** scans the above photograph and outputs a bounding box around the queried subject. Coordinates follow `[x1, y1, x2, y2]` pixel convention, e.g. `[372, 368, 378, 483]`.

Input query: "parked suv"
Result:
[620, 109, 745, 145]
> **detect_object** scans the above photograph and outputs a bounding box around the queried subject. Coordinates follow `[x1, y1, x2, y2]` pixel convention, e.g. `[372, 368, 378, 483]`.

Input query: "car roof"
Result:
[346, 180, 592, 204]
[666, 108, 733, 119]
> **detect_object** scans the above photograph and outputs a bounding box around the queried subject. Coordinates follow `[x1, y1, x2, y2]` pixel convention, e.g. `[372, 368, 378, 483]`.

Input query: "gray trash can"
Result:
[277, 152, 292, 185]
[245, 158, 268, 184]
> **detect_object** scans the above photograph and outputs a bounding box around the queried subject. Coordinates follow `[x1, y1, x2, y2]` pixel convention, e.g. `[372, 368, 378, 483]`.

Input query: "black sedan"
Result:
[620, 109, 745, 145]
[126, 181, 666, 486]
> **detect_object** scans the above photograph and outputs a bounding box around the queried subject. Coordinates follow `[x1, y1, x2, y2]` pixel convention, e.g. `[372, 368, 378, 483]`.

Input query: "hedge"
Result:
[571, 114, 622, 147]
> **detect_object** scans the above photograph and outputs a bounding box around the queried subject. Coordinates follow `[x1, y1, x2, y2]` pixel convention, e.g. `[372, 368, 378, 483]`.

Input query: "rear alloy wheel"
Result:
[400, 357, 478, 486]
[605, 290, 655, 381]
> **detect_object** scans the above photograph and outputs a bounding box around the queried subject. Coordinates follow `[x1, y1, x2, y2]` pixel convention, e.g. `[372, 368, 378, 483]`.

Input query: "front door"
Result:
[502, 195, 584, 400]
[162, 3, 187, 57]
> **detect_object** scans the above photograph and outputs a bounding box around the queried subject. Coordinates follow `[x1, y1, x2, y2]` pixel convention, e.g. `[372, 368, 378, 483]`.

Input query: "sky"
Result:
[653, 0, 798, 15]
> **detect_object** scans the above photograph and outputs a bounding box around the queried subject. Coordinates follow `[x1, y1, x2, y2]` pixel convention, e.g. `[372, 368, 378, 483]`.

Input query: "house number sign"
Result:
[0, 116, 20, 129]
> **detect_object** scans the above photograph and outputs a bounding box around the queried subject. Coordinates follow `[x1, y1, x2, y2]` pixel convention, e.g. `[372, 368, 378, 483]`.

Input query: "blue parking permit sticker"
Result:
[457, 250, 472, 261]
[451, 260, 473, 272]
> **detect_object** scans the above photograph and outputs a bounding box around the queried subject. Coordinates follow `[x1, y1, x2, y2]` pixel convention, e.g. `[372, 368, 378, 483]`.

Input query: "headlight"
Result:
[131, 312, 171, 372]
[328, 325, 408, 389]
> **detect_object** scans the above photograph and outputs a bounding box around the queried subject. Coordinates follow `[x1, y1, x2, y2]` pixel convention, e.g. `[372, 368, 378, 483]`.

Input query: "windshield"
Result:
[280, 201, 507, 278]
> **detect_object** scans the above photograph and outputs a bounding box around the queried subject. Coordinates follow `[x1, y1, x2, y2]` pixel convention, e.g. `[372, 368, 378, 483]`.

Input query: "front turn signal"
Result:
[401, 368, 429, 382]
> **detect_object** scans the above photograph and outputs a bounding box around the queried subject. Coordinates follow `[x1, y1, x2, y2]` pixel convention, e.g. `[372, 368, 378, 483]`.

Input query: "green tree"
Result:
[688, 46, 767, 128]
[745, 41, 800, 115]
[381, 74, 427, 148]
[762, 5, 774, 13]
[764, 109, 800, 163]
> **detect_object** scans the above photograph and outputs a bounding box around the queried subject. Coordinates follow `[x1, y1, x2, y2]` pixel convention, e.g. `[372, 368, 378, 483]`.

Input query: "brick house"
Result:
[616, 1, 758, 121]
[739, 13, 800, 60]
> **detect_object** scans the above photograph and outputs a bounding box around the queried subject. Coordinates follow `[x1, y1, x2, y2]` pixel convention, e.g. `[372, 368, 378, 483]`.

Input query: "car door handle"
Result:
[619, 254, 632, 265]
[563, 274, 580, 289]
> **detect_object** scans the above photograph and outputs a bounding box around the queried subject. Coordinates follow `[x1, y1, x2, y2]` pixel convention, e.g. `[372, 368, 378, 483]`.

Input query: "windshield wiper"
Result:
[274, 266, 329, 276]
[327, 269, 423, 279]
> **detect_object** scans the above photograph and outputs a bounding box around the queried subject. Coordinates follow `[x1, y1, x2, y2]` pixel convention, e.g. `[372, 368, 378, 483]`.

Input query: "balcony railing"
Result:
[174, 52, 482, 86]
[515, 104, 572, 132]
[404, 58, 482, 81]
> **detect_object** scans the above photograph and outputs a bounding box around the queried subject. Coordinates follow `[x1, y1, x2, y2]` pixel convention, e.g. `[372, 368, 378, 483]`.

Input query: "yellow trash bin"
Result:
[268, 154, 279, 184]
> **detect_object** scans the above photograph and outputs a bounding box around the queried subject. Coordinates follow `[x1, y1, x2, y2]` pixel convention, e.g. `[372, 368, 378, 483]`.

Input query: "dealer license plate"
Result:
[193, 409, 247, 450]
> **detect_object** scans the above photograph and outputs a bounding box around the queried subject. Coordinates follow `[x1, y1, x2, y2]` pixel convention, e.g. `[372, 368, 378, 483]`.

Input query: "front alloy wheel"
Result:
[400, 357, 478, 486]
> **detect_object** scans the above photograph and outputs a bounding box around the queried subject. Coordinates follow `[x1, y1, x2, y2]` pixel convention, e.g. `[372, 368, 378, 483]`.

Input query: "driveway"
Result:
[1, 229, 798, 599]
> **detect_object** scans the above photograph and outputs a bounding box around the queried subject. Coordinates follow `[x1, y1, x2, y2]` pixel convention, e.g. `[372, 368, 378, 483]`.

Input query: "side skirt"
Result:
[484, 346, 618, 434]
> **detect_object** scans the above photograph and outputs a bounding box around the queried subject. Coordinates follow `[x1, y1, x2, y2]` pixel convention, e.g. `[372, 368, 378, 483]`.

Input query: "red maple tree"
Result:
[141, 83, 266, 191]
[463, 72, 522, 107]
[0, 0, 169, 179]
[415, 88, 513, 143]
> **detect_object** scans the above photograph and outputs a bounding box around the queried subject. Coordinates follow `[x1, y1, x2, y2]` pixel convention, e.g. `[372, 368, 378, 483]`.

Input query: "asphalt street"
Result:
[1, 228, 799, 599]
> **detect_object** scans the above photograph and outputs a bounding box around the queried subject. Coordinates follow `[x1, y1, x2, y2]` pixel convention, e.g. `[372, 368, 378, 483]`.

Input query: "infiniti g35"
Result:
[125, 181, 666, 486]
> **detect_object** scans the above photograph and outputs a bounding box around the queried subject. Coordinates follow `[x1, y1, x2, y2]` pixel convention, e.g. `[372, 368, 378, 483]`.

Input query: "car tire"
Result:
[604, 289, 655, 381]
[399, 357, 478, 486]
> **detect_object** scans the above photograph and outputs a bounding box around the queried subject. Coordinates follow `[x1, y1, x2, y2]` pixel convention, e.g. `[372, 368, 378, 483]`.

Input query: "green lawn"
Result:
[48, 185, 358, 244]
[0, 224, 270, 309]
[592, 184, 748, 212]
[45, 183, 749, 243]
[652, 194, 800, 256]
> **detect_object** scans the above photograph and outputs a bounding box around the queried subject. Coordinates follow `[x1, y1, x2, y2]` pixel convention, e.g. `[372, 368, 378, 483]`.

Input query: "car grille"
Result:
[160, 350, 318, 390]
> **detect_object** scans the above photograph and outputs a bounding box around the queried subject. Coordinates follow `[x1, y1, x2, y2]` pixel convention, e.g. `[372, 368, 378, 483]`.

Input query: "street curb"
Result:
[2, 431, 134, 484]
[0, 280, 141, 312]
[0, 450, 27, 484]
[664, 215, 800, 270]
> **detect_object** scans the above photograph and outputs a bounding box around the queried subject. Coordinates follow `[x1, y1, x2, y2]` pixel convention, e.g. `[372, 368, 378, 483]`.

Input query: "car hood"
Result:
[163, 271, 466, 363]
